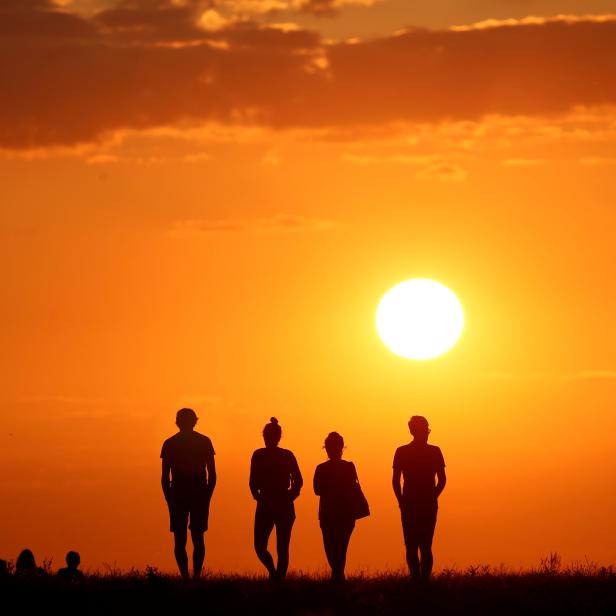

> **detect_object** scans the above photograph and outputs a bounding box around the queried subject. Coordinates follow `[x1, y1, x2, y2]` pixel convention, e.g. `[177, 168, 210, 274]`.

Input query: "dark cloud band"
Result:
[1, 1, 615, 149]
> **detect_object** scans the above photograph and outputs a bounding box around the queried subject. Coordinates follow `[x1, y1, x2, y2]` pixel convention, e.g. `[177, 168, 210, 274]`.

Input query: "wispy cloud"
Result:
[169, 214, 337, 236]
[450, 14, 616, 32]
[416, 162, 468, 183]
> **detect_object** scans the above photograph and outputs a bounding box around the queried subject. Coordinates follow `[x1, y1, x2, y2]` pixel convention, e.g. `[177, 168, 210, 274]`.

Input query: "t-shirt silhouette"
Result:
[160, 431, 215, 493]
[250, 447, 301, 505]
[393, 442, 445, 504]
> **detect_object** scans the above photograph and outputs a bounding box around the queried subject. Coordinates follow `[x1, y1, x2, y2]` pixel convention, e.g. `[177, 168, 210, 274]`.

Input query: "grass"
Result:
[2, 557, 615, 615]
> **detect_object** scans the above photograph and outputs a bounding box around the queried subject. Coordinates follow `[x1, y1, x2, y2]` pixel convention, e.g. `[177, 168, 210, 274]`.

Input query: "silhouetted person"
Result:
[250, 417, 303, 580]
[313, 432, 362, 581]
[161, 407, 217, 580]
[392, 416, 446, 581]
[56, 551, 84, 581]
[15, 549, 45, 576]
[0, 559, 8, 577]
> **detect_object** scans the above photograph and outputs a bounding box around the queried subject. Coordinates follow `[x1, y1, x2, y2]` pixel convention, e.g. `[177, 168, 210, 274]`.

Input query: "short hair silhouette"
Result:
[66, 551, 80, 569]
[262, 417, 282, 446]
[409, 415, 430, 437]
[324, 432, 344, 458]
[176, 408, 198, 430]
[16, 549, 36, 571]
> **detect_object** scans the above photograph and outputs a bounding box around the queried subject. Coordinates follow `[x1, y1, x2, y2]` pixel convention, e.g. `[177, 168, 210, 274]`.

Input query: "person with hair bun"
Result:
[249, 417, 303, 580]
[313, 432, 363, 581]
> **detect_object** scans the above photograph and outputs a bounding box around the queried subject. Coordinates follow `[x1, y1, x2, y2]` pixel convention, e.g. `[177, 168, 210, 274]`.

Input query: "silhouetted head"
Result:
[16, 549, 36, 571]
[408, 415, 431, 443]
[176, 408, 198, 431]
[324, 432, 344, 460]
[0, 559, 8, 575]
[66, 551, 80, 570]
[263, 417, 282, 448]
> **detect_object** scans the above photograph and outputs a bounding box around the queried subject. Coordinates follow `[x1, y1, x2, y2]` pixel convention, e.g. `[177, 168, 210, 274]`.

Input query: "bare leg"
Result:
[334, 522, 354, 581]
[406, 544, 421, 580]
[419, 506, 437, 581]
[275, 516, 294, 580]
[254, 509, 276, 578]
[321, 526, 337, 576]
[419, 541, 433, 580]
[191, 530, 205, 579]
[173, 529, 189, 580]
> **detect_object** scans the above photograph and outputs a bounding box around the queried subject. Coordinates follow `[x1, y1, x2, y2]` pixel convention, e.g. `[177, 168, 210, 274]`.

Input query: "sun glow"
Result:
[376, 279, 464, 360]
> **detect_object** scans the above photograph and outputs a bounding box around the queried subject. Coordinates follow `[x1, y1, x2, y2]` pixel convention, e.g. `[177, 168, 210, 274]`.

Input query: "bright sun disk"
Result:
[376, 279, 464, 360]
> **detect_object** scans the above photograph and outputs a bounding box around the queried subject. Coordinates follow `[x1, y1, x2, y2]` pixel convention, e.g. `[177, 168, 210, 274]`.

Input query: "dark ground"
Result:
[3, 566, 615, 615]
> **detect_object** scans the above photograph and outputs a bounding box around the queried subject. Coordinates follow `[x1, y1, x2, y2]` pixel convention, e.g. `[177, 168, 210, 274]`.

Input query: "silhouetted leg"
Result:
[173, 529, 190, 580]
[321, 525, 336, 576]
[275, 515, 295, 580]
[191, 530, 205, 579]
[419, 506, 437, 581]
[254, 507, 276, 578]
[401, 506, 420, 579]
[335, 521, 354, 581]
[419, 541, 433, 580]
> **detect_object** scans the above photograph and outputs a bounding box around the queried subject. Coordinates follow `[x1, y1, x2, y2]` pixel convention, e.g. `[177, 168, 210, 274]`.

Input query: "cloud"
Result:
[169, 214, 336, 235]
[299, 0, 382, 16]
[2, 3, 616, 149]
[416, 162, 468, 182]
[198, 9, 231, 32]
[450, 14, 616, 32]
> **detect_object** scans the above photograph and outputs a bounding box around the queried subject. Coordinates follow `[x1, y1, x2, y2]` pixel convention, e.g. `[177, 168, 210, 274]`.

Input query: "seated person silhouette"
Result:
[313, 432, 362, 582]
[56, 551, 84, 581]
[15, 549, 46, 576]
[250, 417, 302, 580]
[161, 407, 217, 580]
[392, 416, 446, 581]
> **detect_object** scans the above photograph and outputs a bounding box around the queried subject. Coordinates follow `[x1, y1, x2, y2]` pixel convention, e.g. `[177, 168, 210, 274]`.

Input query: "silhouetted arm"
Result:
[435, 467, 446, 499]
[206, 455, 217, 496]
[313, 466, 322, 495]
[249, 454, 260, 501]
[392, 467, 403, 506]
[289, 454, 303, 500]
[161, 459, 172, 502]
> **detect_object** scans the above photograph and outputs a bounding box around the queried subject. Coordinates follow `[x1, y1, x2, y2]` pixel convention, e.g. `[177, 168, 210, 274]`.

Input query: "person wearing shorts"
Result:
[250, 417, 302, 580]
[161, 408, 216, 579]
[392, 415, 446, 581]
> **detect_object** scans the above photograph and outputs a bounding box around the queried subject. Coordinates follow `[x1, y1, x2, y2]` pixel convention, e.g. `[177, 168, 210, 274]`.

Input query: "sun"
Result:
[376, 279, 464, 360]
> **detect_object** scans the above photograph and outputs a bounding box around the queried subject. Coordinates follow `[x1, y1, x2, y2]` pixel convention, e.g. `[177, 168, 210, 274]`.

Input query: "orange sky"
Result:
[1, 0, 616, 574]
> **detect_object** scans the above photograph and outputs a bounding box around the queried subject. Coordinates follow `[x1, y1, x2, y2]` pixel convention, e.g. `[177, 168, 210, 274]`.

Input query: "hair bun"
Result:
[270, 417, 279, 425]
